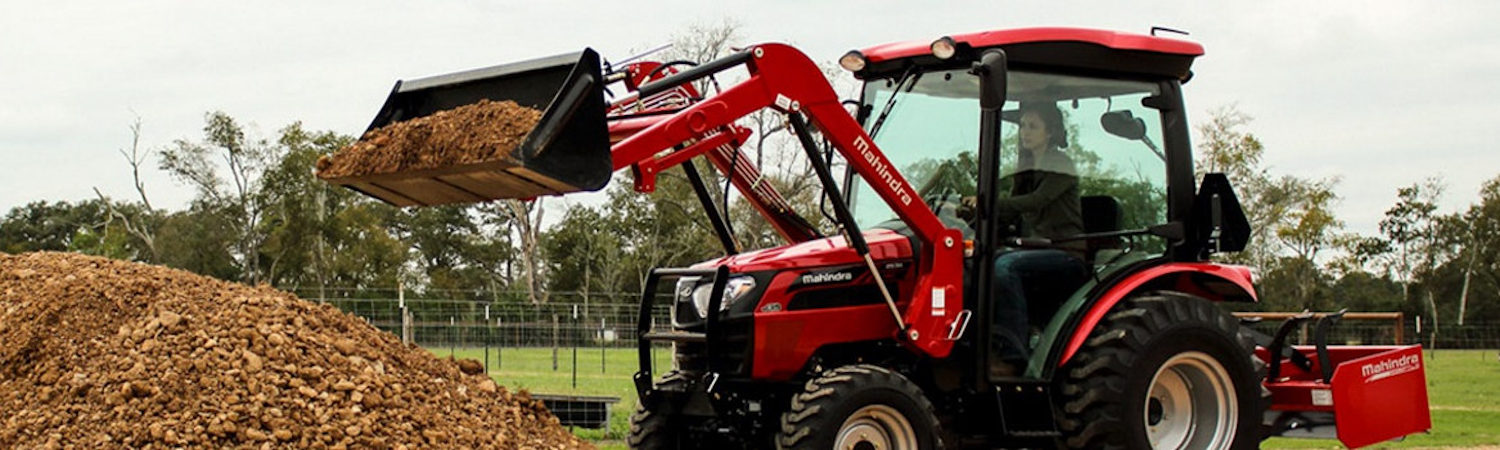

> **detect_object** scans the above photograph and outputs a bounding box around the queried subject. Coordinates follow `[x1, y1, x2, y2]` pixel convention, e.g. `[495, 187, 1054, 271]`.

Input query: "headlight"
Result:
[930, 36, 957, 59]
[839, 50, 867, 72]
[690, 275, 757, 318]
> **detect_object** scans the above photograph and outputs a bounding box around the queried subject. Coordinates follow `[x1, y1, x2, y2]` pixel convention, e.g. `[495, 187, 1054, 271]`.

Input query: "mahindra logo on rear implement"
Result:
[1360, 354, 1421, 382]
[854, 136, 913, 206]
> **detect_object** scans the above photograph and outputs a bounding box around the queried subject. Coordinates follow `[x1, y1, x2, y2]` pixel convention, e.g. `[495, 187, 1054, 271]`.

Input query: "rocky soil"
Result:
[0, 251, 589, 449]
[315, 99, 542, 179]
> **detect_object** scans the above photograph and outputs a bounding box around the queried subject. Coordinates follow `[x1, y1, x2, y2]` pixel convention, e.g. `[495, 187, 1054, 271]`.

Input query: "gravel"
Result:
[315, 100, 543, 180]
[0, 251, 590, 449]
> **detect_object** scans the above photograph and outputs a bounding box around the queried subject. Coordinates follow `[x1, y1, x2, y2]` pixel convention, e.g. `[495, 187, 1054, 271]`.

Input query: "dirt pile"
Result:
[316, 99, 543, 179]
[0, 252, 590, 449]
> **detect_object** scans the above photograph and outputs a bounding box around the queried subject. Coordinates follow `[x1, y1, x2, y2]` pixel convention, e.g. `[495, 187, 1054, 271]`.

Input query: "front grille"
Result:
[673, 316, 754, 376]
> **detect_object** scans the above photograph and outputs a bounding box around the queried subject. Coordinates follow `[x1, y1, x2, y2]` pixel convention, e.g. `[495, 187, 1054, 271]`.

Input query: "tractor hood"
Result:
[697, 229, 915, 273]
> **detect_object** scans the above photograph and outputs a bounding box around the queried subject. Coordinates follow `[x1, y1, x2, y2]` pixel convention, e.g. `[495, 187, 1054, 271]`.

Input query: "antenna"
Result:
[1150, 26, 1190, 37]
[613, 43, 674, 67]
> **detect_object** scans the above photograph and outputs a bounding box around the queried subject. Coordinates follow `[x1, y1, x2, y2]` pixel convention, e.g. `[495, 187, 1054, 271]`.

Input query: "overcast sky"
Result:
[3, 0, 1496, 237]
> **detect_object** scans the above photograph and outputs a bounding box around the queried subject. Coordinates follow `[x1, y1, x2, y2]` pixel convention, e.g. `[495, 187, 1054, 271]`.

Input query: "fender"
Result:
[1055, 262, 1257, 367]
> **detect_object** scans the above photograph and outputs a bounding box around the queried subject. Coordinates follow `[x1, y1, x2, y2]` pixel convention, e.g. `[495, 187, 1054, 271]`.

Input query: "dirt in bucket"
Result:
[316, 99, 543, 180]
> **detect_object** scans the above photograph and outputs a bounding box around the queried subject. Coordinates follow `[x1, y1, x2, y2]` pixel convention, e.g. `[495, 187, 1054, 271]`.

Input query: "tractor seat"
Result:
[1080, 195, 1123, 263]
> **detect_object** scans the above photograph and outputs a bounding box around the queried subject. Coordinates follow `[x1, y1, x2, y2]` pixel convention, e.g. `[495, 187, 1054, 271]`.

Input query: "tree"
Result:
[1194, 106, 1318, 268]
[499, 199, 548, 304]
[0, 201, 104, 254]
[1361, 178, 1452, 330]
[154, 206, 242, 280]
[1193, 106, 1347, 311]
[94, 118, 161, 261]
[543, 204, 630, 308]
[159, 111, 275, 284]
[256, 122, 362, 292]
[1448, 176, 1500, 325]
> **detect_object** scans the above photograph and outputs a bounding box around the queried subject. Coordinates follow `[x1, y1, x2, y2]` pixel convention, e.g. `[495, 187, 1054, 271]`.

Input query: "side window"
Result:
[998, 73, 1168, 254]
[1071, 93, 1168, 232]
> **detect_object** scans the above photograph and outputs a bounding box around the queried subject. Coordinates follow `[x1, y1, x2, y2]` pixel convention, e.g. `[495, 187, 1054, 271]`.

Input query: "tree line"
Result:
[4, 23, 1498, 333]
[7, 105, 1499, 327]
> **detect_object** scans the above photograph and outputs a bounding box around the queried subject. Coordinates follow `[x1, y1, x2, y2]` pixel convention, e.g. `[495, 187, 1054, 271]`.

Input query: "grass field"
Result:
[427, 346, 1500, 449]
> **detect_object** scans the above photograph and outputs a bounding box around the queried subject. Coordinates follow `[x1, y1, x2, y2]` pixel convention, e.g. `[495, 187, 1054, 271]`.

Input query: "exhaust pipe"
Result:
[322, 49, 612, 206]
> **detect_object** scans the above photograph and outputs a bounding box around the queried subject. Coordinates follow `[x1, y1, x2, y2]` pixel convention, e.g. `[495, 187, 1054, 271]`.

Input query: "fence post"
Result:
[1394, 312, 1405, 345]
[594, 316, 600, 376]
[399, 282, 411, 345]
[572, 304, 579, 389]
[484, 304, 491, 373]
[552, 314, 560, 371]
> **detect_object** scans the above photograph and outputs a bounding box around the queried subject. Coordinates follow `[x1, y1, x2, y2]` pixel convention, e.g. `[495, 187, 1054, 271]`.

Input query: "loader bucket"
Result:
[324, 49, 612, 207]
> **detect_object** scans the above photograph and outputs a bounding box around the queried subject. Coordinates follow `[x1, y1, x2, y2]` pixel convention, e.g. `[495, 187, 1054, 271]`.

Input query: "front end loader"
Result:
[321, 27, 1431, 449]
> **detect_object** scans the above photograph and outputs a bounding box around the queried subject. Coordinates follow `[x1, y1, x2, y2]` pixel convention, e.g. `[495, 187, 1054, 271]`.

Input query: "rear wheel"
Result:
[1056, 292, 1263, 449]
[777, 364, 943, 450]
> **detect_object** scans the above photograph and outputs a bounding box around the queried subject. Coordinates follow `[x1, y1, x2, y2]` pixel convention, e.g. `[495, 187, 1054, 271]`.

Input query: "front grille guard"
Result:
[634, 265, 729, 400]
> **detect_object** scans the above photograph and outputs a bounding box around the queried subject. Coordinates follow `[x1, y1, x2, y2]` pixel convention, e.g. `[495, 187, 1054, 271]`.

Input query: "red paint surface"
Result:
[860, 27, 1204, 63]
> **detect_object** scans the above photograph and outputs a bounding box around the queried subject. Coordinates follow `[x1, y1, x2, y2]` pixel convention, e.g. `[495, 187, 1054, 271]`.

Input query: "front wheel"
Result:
[628, 371, 691, 449]
[777, 364, 944, 450]
[1056, 292, 1264, 449]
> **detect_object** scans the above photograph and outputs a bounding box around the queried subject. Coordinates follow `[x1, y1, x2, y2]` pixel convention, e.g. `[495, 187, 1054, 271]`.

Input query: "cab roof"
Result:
[854, 27, 1204, 81]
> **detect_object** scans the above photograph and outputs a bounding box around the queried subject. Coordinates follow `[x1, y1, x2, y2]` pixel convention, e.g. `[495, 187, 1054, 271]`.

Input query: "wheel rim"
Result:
[1144, 351, 1238, 449]
[835, 404, 917, 450]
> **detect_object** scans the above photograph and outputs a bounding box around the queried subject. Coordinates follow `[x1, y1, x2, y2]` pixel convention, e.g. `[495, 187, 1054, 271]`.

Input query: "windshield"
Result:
[848, 69, 1169, 250]
[849, 68, 981, 231]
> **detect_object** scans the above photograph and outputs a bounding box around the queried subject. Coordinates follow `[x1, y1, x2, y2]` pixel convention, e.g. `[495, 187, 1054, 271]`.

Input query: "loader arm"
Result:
[608, 43, 966, 357]
[606, 103, 822, 243]
[603, 60, 825, 244]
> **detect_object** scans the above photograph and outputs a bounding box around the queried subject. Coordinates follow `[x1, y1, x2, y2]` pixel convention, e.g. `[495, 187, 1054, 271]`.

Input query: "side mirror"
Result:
[1101, 110, 1147, 141]
[972, 50, 1007, 111]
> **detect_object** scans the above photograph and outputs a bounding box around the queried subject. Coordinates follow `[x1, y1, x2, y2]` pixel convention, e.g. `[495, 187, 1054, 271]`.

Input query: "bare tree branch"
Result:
[91, 187, 157, 261]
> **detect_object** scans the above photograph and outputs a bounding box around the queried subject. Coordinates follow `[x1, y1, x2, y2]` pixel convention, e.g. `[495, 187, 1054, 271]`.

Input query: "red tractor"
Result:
[328, 27, 1431, 449]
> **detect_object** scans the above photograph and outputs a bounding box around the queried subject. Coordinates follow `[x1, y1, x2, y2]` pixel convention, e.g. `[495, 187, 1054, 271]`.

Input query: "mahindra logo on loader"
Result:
[854, 136, 913, 206]
[1360, 353, 1421, 382]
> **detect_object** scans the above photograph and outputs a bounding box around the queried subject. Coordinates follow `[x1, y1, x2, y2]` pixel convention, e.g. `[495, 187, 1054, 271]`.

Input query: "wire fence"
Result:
[1235, 312, 1500, 349]
[294, 288, 1500, 353]
[299, 294, 672, 350]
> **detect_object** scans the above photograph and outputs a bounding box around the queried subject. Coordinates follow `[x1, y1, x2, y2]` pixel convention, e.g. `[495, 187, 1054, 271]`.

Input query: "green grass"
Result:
[426, 345, 669, 449]
[428, 346, 1500, 449]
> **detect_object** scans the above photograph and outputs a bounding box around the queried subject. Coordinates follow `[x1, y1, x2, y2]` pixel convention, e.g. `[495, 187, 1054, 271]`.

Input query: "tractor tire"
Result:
[1055, 292, 1265, 450]
[628, 371, 692, 450]
[777, 364, 944, 450]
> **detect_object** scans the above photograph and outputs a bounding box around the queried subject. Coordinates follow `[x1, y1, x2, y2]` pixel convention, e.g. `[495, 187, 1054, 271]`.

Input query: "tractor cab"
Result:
[843, 28, 1200, 380]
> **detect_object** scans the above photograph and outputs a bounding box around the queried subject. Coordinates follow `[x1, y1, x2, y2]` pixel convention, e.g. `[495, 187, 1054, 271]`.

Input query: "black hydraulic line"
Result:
[788, 113, 906, 332]
[682, 161, 739, 255]
[643, 60, 699, 82]
[789, 113, 869, 254]
[722, 145, 740, 241]
[638, 51, 752, 98]
[820, 135, 839, 229]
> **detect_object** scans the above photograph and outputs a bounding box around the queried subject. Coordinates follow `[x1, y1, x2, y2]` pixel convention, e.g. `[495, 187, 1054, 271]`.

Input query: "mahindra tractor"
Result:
[325, 27, 1432, 449]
